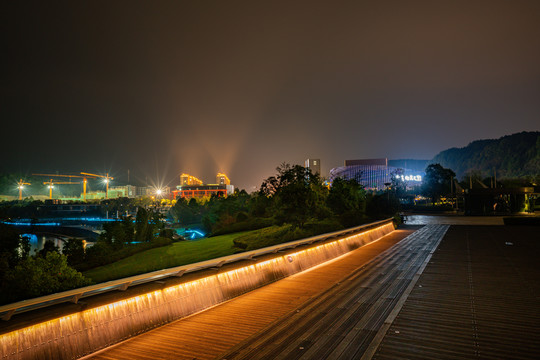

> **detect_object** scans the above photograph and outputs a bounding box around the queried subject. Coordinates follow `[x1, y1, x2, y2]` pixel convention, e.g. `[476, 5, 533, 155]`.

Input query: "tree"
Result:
[134, 207, 163, 242]
[38, 240, 60, 257]
[259, 163, 292, 197]
[62, 238, 85, 267]
[390, 171, 407, 199]
[172, 198, 202, 226]
[422, 164, 456, 205]
[366, 192, 400, 219]
[100, 217, 135, 248]
[1, 252, 90, 304]
[327, 178, 366, 226]
[0, 224, 23, 267]
[274, 165, 322, 228]
[135, 207, 151, 242]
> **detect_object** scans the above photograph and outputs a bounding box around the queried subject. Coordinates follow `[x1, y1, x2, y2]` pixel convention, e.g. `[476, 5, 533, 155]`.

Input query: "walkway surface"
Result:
[373, 225, 540, 359]
[89, 221, 540, 359]
[404, 215, 505, 225]
[220, 225, 448, 360]
[88, 228, 417, 360]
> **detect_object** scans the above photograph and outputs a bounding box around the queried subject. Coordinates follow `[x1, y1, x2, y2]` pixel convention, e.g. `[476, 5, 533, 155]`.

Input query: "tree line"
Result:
[0, 206, 172, 305]
[171, 163, 399, 238]
[430, 131, 540, 180]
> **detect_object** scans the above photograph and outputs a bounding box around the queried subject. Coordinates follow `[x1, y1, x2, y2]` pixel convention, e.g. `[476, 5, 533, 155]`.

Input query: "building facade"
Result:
[180, 174, 203, 186]
[305, 159, 321, 175]
[216, 173, 230, 185]
[329, 158, 422, 190]
[173, 185, 228, 199]
[173, 173, 234, 199]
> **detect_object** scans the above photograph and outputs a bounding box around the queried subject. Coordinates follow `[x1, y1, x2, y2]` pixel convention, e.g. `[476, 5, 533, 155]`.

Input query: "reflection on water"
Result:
[22, 234, 65, 255]
[21, 234, 94, 255]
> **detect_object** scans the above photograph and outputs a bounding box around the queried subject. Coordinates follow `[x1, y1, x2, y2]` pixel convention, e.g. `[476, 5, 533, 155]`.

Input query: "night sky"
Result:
[2, 1, 539, 191]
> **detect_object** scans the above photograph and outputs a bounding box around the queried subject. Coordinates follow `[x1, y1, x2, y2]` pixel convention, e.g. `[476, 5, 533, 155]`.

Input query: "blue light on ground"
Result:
[175, 228, 206, 240]
[2, 221, 60, 226]
[1, 217, 120, 226]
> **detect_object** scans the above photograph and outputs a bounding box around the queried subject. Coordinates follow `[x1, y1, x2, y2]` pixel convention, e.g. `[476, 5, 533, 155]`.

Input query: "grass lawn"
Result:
[83, 231, 251, 283]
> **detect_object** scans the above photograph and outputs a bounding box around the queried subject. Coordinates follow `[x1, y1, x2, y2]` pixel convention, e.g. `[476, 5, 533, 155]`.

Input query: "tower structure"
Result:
[305, 159, 321, 175]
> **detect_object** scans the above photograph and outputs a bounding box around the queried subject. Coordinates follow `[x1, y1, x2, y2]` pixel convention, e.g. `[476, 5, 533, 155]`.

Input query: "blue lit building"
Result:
[329, 158, 423, 190]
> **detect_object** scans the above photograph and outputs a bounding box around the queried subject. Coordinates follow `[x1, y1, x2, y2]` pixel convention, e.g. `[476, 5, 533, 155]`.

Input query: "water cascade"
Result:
[0, 221, 394, 360]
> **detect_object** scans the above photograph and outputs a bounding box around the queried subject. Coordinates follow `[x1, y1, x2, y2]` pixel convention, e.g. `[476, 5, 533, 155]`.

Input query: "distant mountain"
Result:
[430, 131, 540, 179]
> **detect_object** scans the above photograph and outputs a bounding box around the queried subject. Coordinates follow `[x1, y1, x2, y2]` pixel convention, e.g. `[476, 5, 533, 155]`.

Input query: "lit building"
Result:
[173, 184, 228, 199]
[173, 173, 234, 199]
[136, 186, 151, 197]
[305, 159, 321, 175]
[84, 185, 137, 200]
[180, 173, 203, 186]
[329, 158, 422, 190]
[216, 173, 230, 185]
[114, 185, 137, 198]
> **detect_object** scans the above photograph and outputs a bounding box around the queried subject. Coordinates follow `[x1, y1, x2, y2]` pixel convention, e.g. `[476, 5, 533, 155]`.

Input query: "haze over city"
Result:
[2, 2, 540, 360]
[2, 0, 539, 190]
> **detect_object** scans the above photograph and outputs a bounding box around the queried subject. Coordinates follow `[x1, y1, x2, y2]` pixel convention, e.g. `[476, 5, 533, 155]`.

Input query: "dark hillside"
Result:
[430, 131, 540, 179]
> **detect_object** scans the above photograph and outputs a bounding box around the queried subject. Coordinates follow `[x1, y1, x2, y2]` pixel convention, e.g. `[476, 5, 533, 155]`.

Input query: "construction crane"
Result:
[42, 179, 80, 199]
[32, 173, 90, 200]
[81, 172, 114, 199]
[16, 179, 31, 200]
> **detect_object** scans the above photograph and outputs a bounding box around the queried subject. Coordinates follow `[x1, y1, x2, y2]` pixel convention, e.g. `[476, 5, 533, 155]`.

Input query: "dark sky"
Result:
[2, 1, 539, 191]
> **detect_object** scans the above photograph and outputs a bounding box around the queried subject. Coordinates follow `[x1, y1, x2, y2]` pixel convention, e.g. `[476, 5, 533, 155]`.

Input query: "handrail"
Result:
[0, 218, 393, 321]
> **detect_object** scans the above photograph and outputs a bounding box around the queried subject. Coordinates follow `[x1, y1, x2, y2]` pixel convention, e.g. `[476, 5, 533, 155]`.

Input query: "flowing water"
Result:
[0, 222, 394, 360]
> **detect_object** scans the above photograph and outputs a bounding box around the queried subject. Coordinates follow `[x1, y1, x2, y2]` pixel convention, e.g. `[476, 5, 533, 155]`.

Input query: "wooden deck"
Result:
[219, 225, 448, 359]
[88, 228, 418, 360]
[88, 223, 540, 360]
[373, 225, 540, 360]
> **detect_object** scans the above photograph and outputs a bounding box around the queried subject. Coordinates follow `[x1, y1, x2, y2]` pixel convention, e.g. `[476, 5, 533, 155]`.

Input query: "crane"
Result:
[32, 173, 90, 200]
[80, 172, 114, 199]
[42, 179, 80, 199]
[16, 179, 31, 200]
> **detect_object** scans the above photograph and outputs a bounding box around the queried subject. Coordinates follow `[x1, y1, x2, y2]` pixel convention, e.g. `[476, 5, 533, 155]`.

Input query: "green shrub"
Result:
[232, 218, 345, 251]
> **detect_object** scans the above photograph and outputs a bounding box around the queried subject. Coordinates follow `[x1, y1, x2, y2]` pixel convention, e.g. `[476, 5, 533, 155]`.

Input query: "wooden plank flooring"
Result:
[373, 225, 540, 360]
[88, 228, 416, 360]
[220, 225, 448, 359]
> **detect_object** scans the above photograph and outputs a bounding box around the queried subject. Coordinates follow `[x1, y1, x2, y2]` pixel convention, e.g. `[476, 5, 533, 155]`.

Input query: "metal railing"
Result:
[0, 218, 393, 321]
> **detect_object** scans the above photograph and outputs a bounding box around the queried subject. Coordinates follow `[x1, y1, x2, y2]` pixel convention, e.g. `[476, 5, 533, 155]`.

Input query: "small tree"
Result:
[422, 164, 456, 205]
[2, 252, 90, 304]
[275, 165, 322, 228]
[327, 178, 366, 226]
[38, 240, 60, 257]
[62, 238, 85, 267]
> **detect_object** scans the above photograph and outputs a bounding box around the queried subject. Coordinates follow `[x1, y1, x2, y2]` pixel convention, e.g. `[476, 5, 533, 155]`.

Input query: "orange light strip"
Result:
[0, 222, 394, 359]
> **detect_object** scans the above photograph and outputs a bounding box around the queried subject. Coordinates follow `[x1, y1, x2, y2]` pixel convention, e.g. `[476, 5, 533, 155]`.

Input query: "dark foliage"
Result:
[431, 131, 540, 180]
[1, 252, 91, 304]
[422, 164, 456, 205]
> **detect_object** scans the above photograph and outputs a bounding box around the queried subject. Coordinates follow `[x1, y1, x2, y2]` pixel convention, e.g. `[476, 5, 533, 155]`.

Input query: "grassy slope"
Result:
[84, 231, 250, 283]
[83, 218, 369, 284]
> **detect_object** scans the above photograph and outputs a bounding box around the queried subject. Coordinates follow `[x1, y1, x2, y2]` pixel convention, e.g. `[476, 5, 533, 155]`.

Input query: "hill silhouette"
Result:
[431, 131, 540, 179]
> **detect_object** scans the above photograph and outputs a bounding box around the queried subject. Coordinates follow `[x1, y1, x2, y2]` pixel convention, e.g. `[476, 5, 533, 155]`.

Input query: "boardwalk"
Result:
[220, 225, 448, 359]
[373, 225, 540, 359]
[89, 223, 540, 359]
[89, 229, 416, 360]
